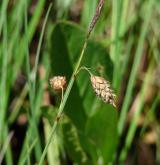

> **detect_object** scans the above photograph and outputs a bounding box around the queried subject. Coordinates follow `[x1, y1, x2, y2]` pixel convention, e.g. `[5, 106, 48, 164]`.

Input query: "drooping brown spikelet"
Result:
[90, 75, 117, 108]
[50, 76, 67, 92]
[87, 0, 105, 37]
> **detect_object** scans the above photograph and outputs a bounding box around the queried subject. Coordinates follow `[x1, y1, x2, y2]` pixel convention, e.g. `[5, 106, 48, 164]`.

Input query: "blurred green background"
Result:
[0, 0, 160, 164]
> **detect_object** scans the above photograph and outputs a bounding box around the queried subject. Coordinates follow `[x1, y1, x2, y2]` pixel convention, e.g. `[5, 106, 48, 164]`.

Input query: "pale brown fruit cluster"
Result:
[50, 76, 67, 92]
[90, 75, 117, 108]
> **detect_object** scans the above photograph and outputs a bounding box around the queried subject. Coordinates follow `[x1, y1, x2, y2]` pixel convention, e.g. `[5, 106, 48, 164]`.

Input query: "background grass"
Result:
[0, 0, 160, 164]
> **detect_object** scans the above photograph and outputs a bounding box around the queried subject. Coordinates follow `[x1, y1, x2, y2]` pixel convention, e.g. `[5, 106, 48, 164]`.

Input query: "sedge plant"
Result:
[38, 0, 106, 164]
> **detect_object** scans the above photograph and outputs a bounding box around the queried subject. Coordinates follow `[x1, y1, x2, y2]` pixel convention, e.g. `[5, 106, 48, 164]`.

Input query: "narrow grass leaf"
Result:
[118, 0, 155, 135]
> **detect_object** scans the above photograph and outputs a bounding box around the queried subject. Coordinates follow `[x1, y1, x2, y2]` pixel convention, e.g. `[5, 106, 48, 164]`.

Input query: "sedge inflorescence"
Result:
[90, 75, 117, 108]
[49, 70, 117, 108]
[76, 66, 117, 108]
[49, 76, 67, 92]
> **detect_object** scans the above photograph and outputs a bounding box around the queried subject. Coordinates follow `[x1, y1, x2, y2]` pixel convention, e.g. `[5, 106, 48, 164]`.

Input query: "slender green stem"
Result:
[76, 66, 93, 77]
[18, 4, 52, 164]
[13, 0, 45, 83]
[21, 138, 37, 165]
[38, 119, 58, 165]
[43, 118, 60, 165]
[140, 95, 160, 136]
[24, 0, 34, 111]
[0, 129, 13, 164]
[112, 0, 123, 90]
[8, 84, 28, 124]
[23, 2, 53, 162]
[0, 8, 8, 143]
[0, 0, 9, 35]
[24, 2, 42, 161]
[33, 3, 53, 101]
[39, 1, 105, 163]
[38, 38, 88, 165]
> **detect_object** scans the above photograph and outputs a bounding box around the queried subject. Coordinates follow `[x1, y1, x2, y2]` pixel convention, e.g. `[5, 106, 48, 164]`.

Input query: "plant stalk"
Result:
[38, 38, 88, 165]
[39, 1, 105, 163]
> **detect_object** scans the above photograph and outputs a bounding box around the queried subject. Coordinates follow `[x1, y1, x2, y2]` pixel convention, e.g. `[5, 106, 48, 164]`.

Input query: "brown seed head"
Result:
[87, 0, 105, 37]
[50, 76, 67, 91]
[90, 75, 117, 108]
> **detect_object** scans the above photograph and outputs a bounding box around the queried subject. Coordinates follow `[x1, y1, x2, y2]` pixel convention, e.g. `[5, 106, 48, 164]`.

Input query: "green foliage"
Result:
[62, 118, 91, 164]
[46, 22, 118, 164]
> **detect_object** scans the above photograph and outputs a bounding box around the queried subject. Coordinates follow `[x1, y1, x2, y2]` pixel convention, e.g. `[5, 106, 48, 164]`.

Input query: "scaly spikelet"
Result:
[90, 75, 117, 108]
